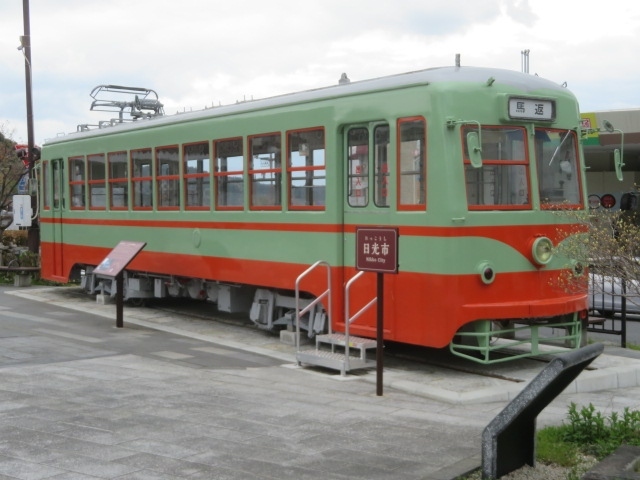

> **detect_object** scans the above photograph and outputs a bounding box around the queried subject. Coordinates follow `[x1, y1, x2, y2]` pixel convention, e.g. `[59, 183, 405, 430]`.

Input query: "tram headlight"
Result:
[531, 237, 553, 266]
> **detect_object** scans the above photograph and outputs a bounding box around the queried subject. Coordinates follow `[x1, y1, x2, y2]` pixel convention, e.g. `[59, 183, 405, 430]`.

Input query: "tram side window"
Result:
[398, 117, 426, 209]
[184, 142, 211, 210]
[42, 161, 50, 210]
[374, 125, 390, 207]
[250, 133, 282, 210]
[69, 156, 86, 209]
[88, 154, 106, 209]
[348, 128, 369, 207]
[53, 161, 61, 210]
[462, 126, 530, 210]
[156, 146, 180, 209]
[287, 128, 325, 209]
[535, 129, 582, 208]
[132, 149, 153, 209]
[214, 138, 244, 210]
[108, 151, 128, 209]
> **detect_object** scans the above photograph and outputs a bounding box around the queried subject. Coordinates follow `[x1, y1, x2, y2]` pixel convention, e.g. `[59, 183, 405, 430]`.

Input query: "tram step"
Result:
[296, 349, 375, 375]
[316, 333, 377, 350]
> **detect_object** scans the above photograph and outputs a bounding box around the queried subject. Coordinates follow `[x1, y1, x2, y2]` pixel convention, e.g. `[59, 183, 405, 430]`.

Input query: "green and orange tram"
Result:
[37, 66, 589, 364]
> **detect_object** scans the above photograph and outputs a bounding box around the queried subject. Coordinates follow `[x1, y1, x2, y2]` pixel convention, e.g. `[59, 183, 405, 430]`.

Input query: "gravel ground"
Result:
[463, 456, 598, 479]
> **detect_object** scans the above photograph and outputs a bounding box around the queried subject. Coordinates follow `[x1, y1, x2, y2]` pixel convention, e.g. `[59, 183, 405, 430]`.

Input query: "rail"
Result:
[0, 258, 40, 274]
[0, 261, 40, 287]
[295, 261, 332, 352]
[344, 271, 377, 364]
[0, 266, 40, 273]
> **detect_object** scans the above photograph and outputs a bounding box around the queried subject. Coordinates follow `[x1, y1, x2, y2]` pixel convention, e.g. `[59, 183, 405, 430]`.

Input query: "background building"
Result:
[582, 109, 640, 209]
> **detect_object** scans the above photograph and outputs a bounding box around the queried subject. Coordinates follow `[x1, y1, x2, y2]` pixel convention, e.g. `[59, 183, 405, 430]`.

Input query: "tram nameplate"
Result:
[355, 227, 398, 274]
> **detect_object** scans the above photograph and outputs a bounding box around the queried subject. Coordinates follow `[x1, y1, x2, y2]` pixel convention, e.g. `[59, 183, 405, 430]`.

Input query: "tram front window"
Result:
[462, 125, 530, 209]
[535, 129, 582, 208]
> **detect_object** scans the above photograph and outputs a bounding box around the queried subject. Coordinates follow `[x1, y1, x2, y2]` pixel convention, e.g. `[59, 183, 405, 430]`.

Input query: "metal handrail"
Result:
[295, 261, 332, 353]
[344, 271, 377, 364]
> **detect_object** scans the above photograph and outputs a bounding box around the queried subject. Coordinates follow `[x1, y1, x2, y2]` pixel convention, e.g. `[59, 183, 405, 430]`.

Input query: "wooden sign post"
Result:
[93, 241, 146, 328]
[355, 227, 399, 396]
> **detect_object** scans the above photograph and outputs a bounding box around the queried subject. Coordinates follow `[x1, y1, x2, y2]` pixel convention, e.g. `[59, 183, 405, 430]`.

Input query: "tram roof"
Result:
[45, 66, 569, 146]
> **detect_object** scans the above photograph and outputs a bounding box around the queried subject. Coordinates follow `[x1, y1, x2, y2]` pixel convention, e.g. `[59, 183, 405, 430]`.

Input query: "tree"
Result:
[554, 197, 640, 312]
[0, 125, 29, 235]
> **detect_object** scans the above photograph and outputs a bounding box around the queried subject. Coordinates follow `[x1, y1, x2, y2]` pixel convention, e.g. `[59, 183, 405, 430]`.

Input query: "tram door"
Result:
[50, 159, 65, 278]
[343, 123, 392, 332]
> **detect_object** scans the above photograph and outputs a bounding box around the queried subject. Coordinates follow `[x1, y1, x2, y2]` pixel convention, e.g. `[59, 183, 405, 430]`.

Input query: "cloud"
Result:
[503, 0, 537, 25]
[1, 0, 639, 144]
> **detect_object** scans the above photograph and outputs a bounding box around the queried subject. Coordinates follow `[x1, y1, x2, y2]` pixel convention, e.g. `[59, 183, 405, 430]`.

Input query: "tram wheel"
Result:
[127, 298, 146, 307]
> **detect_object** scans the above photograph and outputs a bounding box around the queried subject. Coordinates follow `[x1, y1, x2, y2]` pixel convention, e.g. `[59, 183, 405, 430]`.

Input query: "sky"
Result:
[1, 0, 639, 146]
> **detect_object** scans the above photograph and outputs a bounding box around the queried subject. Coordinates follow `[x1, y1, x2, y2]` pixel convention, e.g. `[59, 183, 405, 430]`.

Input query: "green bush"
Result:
[538, 403, 640, 464]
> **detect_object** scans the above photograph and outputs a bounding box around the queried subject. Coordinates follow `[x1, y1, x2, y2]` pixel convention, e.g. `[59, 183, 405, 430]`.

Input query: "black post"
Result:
[376, 272, 384, 396]
[116, 272, 124, 328]
[621, 279, 627, 348]
[22, 0, 39, 254]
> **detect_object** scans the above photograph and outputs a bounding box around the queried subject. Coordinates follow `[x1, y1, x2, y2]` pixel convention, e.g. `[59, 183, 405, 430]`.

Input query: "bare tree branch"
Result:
[0, 124, 29, 234]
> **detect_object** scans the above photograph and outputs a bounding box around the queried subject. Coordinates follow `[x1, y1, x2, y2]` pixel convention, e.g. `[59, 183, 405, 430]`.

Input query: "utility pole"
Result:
[21, 0, 39, 253]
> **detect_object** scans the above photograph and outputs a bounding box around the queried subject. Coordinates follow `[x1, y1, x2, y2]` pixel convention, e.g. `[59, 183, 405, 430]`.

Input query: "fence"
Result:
[588, 271, 628, 347]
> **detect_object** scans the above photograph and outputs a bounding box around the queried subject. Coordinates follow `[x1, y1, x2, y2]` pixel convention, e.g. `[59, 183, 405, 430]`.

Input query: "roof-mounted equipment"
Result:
[89, 85, 164, 125]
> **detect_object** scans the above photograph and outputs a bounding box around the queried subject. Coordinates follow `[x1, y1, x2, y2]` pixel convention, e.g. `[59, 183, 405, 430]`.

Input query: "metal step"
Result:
[316, 333, 377, 350]
[296, 349, 375, 375]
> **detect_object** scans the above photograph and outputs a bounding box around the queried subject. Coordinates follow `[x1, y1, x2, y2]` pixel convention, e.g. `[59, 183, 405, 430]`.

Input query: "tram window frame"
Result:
[462, 125, 531, 210]
[69, 156, 86, 210]
[156, 145, 180, 210]
[286, 127, 326, 210]
[535, 128, 583, 209]
[347, 127, 369, 207]
[249, 133, 282, 211]
[184, 142, 211, 211]
[397, 117, 427, 210]
[42, 161, 50, 211]
[374, 124, 390, 208]
[131, 148, 153, 210]
[53, 160, 62, 210]
[108, 151, 128, 210]
[214, 137, 244, 211]
[88, 153, 106, 210]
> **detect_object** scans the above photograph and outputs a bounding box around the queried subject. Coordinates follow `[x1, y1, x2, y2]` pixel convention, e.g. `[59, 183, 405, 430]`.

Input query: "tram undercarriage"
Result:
[80, 267, 326, 338]
[79, 266, 583, 366]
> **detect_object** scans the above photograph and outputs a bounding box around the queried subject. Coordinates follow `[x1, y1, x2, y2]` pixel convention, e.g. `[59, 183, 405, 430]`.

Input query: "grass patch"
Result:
[537, 402, 640, 465]
[536, 425, 580, 467]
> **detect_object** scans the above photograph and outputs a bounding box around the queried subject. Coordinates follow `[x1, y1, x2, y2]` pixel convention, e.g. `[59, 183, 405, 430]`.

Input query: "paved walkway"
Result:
[1, 285, 640, 479]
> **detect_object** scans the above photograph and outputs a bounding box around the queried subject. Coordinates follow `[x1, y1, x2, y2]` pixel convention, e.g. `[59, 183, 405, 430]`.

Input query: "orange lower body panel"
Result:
[41, 242, 587, 349]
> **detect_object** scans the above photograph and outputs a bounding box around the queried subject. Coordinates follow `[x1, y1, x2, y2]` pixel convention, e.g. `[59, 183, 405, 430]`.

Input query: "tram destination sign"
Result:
[508, 97, 555, 121]
[355, 227, 399, 274]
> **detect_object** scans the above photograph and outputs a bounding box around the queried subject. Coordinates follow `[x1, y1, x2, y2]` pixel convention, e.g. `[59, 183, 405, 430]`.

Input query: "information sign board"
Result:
[355, 227, 398, 274]
[93, 241, 146, 278]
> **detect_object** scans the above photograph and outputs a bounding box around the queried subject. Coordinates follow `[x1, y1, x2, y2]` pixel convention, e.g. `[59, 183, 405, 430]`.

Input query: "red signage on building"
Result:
[355, 227, 398, 274]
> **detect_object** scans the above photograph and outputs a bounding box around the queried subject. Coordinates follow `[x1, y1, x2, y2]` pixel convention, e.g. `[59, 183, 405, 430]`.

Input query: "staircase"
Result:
[294, 263, 377, 376]
[296, 333, 377, 376]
